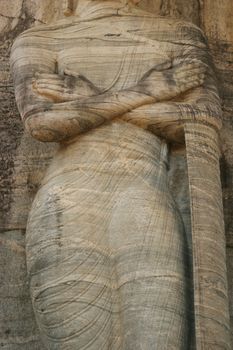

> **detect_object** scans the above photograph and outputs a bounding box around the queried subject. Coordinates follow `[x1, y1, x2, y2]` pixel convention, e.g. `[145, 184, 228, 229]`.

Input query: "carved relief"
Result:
[10, 0, 230, 348]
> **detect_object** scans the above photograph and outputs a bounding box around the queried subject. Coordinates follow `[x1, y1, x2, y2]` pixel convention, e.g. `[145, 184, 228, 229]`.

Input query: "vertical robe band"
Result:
[185, 122, 231, 349]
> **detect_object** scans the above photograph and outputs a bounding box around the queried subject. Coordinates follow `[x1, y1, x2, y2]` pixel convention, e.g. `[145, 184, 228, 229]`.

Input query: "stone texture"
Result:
[0, 230, 42, 349]
[1, 0, 233, 348]
[9, 1, 229, 348]
[199, 0, 233, 341]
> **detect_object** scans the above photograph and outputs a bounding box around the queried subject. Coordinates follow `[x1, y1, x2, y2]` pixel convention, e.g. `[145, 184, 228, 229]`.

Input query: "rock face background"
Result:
[0, 0, 233, 348]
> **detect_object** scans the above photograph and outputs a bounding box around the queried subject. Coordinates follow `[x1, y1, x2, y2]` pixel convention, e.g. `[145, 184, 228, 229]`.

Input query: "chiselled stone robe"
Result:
[11, 7, 219, 349]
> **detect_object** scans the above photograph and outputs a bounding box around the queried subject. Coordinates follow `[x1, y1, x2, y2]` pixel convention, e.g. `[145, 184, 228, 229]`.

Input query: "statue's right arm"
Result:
[11, 37, 156, 142]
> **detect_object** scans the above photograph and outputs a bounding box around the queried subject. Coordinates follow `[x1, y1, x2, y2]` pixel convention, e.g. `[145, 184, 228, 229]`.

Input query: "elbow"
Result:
[23, 107, 97, 142]
[179, 97, 222, 129]
[24, 113, 64, 142]
[194, 97, 222, 128]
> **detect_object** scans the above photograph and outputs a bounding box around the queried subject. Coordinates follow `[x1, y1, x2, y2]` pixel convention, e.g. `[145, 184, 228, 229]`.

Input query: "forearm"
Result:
[121, 92, 222, 144]
[121, 102, 183, 143]
[25, 88, 155, 142]
[27, 57, 207, 142]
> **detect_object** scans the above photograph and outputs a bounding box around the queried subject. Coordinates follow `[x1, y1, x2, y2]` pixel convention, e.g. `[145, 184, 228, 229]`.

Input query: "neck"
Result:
[74, 0, 137, 18]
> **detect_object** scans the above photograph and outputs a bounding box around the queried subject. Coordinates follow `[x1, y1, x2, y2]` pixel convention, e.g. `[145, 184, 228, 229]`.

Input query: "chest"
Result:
[57, 35, 170, 92]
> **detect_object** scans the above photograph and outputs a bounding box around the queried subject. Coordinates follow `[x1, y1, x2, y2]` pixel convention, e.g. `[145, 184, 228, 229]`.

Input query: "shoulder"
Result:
[161, 18, 207, 48]
[10, 19, 69, 65]
[14, 15, 88, 40]
[10, 24, 59, 72]
[11, 16, 79, 50]
[119, 10, 207, 48]
[154, 17, 207, 48]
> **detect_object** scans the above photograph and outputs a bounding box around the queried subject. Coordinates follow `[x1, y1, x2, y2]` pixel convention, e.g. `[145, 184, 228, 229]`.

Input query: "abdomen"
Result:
[26, 121, 190, 349]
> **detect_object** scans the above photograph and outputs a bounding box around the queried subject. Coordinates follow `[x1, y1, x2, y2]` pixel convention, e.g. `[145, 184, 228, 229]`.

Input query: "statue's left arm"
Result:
[121, 42, 221, 143]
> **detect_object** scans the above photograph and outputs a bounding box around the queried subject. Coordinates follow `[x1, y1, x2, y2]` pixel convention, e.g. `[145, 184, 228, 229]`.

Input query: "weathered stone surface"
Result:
[227, 246, 233, 346]
[24, 0, 64, 25]
[0, 230, 43, 349]
[1, 0, 233, 348]
[9, 0, 229, 348]
[199, 1, 233, 341]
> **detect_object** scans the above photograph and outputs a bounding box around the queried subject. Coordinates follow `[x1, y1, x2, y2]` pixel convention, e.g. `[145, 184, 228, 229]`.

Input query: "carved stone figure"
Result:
[10, 0, 230, 349]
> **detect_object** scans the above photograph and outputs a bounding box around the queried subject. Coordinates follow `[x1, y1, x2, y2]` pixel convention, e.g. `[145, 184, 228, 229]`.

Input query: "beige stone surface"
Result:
[1, 0, 233, 349]
[9, 0, 229, 348]
[24, 0, 64, 24]
[0, 0, 23, 18]
[0, 230, 42, 349]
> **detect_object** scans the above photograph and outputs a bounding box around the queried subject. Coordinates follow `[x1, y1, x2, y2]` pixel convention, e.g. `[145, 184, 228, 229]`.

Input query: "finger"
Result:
[35, 86, 65, 95]
[181, 63, 208, 74]
[176, 62, 207, 71]
[33, 79, 64, 88]
[181, 74, 205, 84]
[64, 68, 81, 77]
[175, 62, 208, 74]
[33, 86, 64, 96]
[179, 75, 205, 86]
[152, 60, 172, 71]
[175, 67, 207, 80]
[34, 72, 63, 80]
[172, 64, 208, 78]
[35, 75, 64, 81]
[185, 80, 203, 90]
[35, 85, 80, 102]
[184, 73, 205, 83]
[32, 80, 65, 89]
[178, 79, 204, 93]
[36, 87, 65, 100]
[172, 57, 206, 67]
[176, 70, 207, 84]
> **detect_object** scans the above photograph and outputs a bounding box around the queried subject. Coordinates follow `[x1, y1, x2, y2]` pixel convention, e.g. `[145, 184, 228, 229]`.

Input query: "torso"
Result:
[21, 14, 196, 348]
[36, 14, 174, 185]
[23, 13, 194, 189]
[56, 16, 172, 93]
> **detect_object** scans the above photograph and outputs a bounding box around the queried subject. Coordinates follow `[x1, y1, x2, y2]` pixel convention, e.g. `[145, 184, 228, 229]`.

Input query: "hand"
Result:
[134, 59, 207, 101]
[121, 102, 184, 144]
[32, 69, 100, 102]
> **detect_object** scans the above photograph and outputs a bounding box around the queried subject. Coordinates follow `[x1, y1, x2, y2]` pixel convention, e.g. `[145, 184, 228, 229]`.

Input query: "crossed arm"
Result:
[11, 40, 219, 143]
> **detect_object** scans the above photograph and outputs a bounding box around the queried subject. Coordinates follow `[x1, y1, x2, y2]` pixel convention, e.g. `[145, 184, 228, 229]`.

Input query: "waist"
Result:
[43, 121, 168, 183]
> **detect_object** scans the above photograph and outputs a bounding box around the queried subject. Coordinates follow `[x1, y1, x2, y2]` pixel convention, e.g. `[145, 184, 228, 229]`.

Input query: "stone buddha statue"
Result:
[11, 0, 221, 348]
